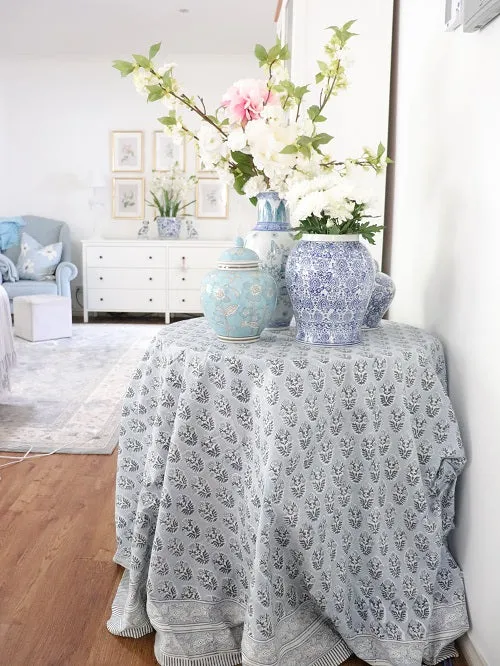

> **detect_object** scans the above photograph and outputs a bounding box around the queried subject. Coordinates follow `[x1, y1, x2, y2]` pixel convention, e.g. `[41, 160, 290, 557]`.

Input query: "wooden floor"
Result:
[0, 451, 468, 666]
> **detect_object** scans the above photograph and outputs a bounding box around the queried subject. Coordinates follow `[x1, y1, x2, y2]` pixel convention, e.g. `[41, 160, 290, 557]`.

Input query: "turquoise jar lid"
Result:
[218, 237, 260, 268]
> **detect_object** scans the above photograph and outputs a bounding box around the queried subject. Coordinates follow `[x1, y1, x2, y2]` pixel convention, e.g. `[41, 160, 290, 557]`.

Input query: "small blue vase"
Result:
[201, 237, 278, 343]
[156, 216, 181, 239]
[363, 270, 396, 328]
[285, 234, 376, 346]
[244, 192, 295, 329]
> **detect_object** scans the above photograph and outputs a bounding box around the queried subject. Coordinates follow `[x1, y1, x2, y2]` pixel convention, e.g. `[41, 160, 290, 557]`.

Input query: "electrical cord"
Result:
[0, 442, 72, 477]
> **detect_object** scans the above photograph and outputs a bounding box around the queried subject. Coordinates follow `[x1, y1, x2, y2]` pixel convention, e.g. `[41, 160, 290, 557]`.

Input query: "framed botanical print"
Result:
[153, 131, 185, 171]
[111, 131, 143, 172]
[196, 178, 229, 219]
[112, 177, 145, 219]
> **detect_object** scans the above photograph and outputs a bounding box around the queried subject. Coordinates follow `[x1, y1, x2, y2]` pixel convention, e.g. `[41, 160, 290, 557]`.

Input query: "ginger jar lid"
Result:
[217, 237, 259, 269]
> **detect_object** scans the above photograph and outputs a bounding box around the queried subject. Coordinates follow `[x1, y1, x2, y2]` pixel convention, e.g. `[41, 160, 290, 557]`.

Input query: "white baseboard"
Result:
[459, 633, 489, 666]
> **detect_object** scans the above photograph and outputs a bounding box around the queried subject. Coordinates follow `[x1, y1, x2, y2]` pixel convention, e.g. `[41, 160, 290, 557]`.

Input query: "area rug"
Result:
[0, 323, 163, 454]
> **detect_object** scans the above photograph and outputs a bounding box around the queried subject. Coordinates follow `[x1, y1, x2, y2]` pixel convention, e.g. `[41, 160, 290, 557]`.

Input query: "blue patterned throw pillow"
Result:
[16, 232, 62, 280]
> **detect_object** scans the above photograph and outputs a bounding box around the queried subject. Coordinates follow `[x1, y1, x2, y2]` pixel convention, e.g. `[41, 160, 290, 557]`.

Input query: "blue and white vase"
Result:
[156, 216, 181, 239]
[245, 192, 295, 329]
[201, 237, 277, 343]
[363, 270, 396, 328]
[285, 234, 376, 346]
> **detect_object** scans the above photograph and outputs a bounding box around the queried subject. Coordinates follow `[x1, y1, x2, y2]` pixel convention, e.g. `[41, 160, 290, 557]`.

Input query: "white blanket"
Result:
[0, 285, 15, 391]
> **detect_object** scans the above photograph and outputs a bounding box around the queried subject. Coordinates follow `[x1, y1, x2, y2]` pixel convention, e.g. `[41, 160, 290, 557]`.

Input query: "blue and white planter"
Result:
[363, 269, 396, 328]
[285, 234, 376, 346]
[156, 216, 182, 239]
[245, 192, 295, 329]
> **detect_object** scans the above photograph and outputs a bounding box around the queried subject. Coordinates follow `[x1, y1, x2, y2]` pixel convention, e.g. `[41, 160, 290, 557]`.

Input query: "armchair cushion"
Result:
[16, 232, 62, 280]
[2, 279, 58, 300]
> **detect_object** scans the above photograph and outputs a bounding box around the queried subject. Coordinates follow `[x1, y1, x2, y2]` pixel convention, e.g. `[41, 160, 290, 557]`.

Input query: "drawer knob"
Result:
[99, 255, 103, 259]
[100, 298, 103, 302]
[149, 255, 153, 259]
[149, 277, 153, 281]
[99, 277, 103, 281]
[149, 298, 153, 302]
[182, 298, 185, 303]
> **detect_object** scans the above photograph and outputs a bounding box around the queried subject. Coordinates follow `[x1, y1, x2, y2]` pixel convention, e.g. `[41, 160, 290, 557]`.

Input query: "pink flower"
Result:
[222, 79, 277, 126]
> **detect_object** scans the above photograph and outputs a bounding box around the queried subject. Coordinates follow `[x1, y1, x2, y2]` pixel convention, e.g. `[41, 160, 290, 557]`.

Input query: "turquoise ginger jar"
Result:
[201, 237, 278, 343]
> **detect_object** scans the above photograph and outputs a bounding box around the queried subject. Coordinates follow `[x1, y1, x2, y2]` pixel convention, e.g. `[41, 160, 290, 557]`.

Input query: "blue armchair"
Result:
[0, 215, 78, 311]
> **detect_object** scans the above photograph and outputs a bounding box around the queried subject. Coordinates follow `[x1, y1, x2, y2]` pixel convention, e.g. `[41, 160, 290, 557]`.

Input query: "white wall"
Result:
[286, 0, 394, 265]
[0, 54, 259, 294]
[390, 2, 500, 662]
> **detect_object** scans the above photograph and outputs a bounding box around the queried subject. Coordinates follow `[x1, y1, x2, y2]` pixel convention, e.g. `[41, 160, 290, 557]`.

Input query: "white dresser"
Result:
[81, 239, 231, 323]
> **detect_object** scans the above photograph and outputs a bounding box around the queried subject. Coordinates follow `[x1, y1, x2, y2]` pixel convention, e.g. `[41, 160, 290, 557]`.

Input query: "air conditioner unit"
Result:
[463, 0, 500, 31]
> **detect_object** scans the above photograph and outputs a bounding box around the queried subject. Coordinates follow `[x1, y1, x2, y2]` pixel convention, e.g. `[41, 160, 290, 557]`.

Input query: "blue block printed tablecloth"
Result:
[107, 318, 469, 666]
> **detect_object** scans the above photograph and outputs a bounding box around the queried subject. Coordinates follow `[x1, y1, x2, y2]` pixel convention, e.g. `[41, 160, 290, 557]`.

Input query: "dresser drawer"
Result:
[86, 246, 166, 268]
[168, 246, 223, 270]
[86, 268, 166, 290]
[168, 268, 208, 291]
[169, 290, 202, 312]
[87, 289, 166, 312]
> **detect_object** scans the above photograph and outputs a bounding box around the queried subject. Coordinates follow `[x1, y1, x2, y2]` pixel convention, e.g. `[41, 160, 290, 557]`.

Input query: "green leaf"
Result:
[249, 196, 258, 207]
[315, 73, 325, 84]
[307, 105, 320, 120]
[312, 132, 333, 147]
[149, 42, 161, 59]
[299, 145, 311, 159]
[268, 44, 281, 61]
[112, 60, 135, 76]
[233, 173, 247, 196]
[162, 72, 172, 88]
[295, 85, 309, 99]
[377, 142, 385, 157]
[231, 150, 254, 171]
[280, 45, 290, 60]
[254, 43, 268, 62]
[317, 60, 329, 74]
[133, 54, 151, 68]
[315, 115, 327, 122]
[280, 144, 298, 154]
[158, 115, 177, 127]
[297, 135, 312, 146]
[342, 19, 357, 31]
[147, 86, 165, 102]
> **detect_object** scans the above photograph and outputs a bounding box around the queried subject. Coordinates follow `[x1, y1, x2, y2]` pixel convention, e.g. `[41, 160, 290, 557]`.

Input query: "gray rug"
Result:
[0, 323, 163, 454]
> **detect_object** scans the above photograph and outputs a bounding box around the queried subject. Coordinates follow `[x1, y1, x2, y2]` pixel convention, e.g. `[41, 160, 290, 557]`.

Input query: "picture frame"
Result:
[111, 131, 143, 172]
[112, 177, 145, 219]
[153, 131, 185, 171]
[196, 178, 229, 219]
[195, 148, 216, 176]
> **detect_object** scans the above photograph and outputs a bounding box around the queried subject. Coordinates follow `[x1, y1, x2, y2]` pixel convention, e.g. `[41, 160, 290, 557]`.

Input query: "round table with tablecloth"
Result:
[107, 318, 469, 666]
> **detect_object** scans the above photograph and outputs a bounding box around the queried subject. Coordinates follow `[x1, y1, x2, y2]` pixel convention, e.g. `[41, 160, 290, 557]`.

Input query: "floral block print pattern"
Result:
[108, 318, 468, 666]
[16, 232, 62, 280]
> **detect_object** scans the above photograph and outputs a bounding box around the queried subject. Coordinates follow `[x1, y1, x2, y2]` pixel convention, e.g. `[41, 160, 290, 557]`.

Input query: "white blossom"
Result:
[243, 175, 267, 198]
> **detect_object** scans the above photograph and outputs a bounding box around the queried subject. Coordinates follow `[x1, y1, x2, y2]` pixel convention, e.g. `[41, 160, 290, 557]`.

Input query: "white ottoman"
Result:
[13, 294, 72, 342]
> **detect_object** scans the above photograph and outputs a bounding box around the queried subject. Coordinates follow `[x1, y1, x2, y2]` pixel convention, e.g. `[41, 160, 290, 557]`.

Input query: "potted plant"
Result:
[113, 22, 389, 326]
[148, 166, 197, 239]
[285, 172, 383, 346]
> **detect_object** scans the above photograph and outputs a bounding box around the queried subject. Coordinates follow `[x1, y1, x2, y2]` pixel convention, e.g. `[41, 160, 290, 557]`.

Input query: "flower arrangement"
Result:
[147, 166, 197, 218]
[113, 22, 389, 206]
[286, 173, 383, 244]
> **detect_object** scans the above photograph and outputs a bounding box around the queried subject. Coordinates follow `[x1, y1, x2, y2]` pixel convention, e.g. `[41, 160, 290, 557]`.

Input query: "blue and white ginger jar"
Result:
[363, 269, 396, 328]
[245, 192, 295, 329]
[285, 234, 376, 346]
[201, 237, 278, 343]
